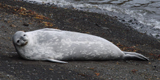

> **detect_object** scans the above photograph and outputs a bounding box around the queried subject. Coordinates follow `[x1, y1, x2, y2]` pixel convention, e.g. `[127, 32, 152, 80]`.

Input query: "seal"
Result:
[12, 28, 149, 63]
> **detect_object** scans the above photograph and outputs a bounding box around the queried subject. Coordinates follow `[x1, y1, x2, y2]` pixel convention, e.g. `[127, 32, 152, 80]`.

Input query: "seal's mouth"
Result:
[18, 35, 28, 46]
[20, 41, 28, 46]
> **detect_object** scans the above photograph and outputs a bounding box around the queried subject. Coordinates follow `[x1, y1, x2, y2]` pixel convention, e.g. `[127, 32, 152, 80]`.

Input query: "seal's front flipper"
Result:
[47, 59, 68, 63]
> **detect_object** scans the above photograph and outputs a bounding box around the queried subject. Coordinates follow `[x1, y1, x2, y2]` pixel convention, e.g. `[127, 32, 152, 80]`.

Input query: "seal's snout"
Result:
[19, 35, 28, 46]
[20, 36, 27, 41]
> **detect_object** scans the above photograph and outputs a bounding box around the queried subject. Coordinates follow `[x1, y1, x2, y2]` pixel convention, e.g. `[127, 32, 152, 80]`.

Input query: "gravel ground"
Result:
[0, 0, 160, 80]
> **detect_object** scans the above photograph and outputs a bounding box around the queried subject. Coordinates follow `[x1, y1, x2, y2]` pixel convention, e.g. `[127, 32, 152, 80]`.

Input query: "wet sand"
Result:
[0, 0, 160, 80]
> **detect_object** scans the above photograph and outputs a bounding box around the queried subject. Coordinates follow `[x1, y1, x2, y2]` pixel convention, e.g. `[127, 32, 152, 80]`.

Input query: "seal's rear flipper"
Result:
[47, 59, 68, 63]
[123, 51, 149, 61]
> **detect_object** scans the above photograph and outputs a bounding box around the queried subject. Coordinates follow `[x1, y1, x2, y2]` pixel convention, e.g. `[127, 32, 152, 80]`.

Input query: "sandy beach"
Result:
[0, 0, 160, 80]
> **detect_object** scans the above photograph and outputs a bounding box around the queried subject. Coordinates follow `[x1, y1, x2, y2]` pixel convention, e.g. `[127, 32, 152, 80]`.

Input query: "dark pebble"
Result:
[23, 23, 29, 26]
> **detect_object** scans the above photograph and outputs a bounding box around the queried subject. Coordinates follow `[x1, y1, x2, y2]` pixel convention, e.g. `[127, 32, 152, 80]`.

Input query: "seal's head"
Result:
[12, 31, 28, 46]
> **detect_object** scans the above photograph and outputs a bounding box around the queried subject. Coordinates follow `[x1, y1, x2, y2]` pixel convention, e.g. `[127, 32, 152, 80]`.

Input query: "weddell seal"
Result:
[12, 28, 149, 63]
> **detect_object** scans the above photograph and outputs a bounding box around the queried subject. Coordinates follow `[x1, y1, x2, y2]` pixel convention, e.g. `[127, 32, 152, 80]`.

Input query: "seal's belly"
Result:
[43, 40, 122, 60]
[35, 31, 123, 60]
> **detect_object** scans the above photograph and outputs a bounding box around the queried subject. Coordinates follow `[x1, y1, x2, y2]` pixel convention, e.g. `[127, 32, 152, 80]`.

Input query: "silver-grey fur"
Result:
[12, 28, 149, 63]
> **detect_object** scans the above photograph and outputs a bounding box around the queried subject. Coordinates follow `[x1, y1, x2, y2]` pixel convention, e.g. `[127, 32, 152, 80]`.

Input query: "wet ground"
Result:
[0, 0, 160, 80]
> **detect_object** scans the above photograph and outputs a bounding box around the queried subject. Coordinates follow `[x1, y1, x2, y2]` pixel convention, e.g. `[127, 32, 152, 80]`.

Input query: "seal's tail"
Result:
[123, 51, 149, 61]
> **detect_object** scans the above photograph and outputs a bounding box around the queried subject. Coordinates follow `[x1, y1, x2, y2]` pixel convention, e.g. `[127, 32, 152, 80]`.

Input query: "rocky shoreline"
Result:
[0, 0, 160, 80]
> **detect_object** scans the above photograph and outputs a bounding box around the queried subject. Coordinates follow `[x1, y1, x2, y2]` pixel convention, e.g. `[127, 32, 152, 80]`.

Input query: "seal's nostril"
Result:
[21, 36, 26, 41]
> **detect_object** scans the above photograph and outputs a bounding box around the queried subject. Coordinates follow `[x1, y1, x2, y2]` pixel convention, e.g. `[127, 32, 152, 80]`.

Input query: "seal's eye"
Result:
[23, 34, 26, 36]
[17, 40, 20, 43]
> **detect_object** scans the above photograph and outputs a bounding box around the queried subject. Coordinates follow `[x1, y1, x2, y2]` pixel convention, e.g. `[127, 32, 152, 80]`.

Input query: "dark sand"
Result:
[0, 0, 160, 80]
